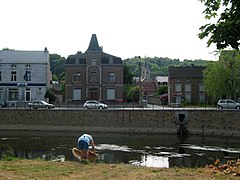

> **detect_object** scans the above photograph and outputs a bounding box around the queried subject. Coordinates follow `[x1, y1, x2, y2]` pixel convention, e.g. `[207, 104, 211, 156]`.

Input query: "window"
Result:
[73, 72, 81, 82]
[109, 57, 113, 64]
[11, 64, 16, 68]
[38, 87, 42, 92]
[185, 93, 191, 103]
[73, 89, 81, 100]
[107, 72, 115, 82]
[0, 71, 1, 81]
[23, 70, 31, 81]
[11, 71, 17, 82]
[185, 82, 191, 92]
[75, 59, 80, 64]
[25, 88, 31, 101]
[199, 93, 205, 102]
[9, 88, 18, 101]
[91, 72, 97, 81]
[25, 64, 31, 68]
[175, 82, 181, 92]
[91, 58, 96, 66]
[199, 83, 205, 92]
[107, 89, 115, 100]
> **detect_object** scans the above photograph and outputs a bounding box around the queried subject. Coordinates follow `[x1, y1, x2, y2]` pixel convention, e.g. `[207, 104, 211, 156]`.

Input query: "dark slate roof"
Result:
[86, 34, 102, 52]
[0, 49, 49, 63]
[168, 66, 205, 78]
[101, 52, 122, 64]
[65, 34, 122, 65]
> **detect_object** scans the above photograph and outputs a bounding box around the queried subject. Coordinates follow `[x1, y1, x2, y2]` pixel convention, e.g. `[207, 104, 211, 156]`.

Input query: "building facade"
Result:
[0, 48, 51, 107]
[168, 66, 205, 105]
[65, 34, 123, 103]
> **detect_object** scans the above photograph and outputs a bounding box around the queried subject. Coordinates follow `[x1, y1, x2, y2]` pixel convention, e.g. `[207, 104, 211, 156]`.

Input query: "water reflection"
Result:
[0, 131, 240, 168]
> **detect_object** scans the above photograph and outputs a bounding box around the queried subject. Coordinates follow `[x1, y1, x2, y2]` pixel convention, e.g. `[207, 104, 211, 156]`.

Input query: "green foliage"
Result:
[123, 63, 134, 85]
[124, 85, 140, 102]
[1, 145, 18, 161]
[157, 85, 168, 95]
[2, 48, 15, 51]
[52, 74, 58, 81]
[204, 50, 240, 101]
[199, 0, 240, 50]
[124, 57, 209, 77]
[49, 54, 66, 81]
[44, 89, 56, 103]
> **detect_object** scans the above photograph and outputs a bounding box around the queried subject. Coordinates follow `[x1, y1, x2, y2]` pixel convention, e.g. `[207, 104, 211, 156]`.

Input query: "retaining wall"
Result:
[0, 109, 239, 137]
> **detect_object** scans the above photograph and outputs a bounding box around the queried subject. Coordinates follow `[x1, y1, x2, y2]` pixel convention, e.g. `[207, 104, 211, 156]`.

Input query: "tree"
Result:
[204, 50, 240, 101]
[199, 0, 240, 50]
[44, 89, 56, 103]
[123, 63, 134, 85]
[49, 54, 66, 81]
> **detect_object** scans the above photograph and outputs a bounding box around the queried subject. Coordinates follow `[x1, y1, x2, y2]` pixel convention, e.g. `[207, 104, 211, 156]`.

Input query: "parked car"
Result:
[217, 99, 240, 109]
[28, 100, 55, 109]
[83, 100, 108, 109]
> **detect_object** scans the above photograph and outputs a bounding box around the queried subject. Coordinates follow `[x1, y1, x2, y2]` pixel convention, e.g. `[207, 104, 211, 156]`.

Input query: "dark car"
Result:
[83, 100, 108, 109]
[28, 100, 55, 109]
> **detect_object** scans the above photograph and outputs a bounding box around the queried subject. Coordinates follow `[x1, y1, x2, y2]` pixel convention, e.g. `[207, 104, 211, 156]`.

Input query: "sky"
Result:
[0, 0, 218, 60]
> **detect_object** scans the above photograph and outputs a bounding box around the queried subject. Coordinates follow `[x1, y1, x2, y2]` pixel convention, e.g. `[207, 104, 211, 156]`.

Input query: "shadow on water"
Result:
[1, 130, 240, 168]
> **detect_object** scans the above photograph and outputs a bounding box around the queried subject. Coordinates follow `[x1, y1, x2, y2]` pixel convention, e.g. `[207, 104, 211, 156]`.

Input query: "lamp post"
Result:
[139, 61, 142, 107]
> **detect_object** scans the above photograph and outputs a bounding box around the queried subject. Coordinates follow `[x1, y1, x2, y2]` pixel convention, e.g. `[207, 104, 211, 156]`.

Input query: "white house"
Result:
[0, 48, 51, 107]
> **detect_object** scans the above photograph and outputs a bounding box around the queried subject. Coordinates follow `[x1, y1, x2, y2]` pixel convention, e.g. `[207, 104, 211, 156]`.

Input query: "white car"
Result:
[28, 100, 55, 109]
[217, 99, 240, 109]
[83, 100, 108, 109]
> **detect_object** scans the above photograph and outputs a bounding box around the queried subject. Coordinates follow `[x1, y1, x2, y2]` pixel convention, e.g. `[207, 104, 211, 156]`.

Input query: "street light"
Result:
[139, 61, 142, 107]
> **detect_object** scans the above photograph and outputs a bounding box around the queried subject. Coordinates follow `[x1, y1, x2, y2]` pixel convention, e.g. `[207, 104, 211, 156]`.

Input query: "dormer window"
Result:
[91, 58, 96, 66]
[109, 57, 113, 64]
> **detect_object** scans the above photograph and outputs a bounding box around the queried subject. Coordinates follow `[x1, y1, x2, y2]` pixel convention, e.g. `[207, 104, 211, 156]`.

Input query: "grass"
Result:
[0, 159, 239, 180]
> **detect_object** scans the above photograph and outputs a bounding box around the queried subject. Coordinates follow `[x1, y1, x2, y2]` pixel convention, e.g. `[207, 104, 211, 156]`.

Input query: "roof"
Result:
[66, 34, 122, 65]
[168, 66, 205, 78]
[155, 76, 168, 83]
[0, 49, 49, 64]
[86, 34, 102, 52]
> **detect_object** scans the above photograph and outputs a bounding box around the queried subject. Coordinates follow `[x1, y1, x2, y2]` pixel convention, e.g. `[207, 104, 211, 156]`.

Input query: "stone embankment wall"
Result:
[0, 109, 239, 137]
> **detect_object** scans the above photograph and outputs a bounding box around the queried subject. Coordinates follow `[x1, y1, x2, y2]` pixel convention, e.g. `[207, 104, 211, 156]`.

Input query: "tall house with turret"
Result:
[65, 34, 123, 103]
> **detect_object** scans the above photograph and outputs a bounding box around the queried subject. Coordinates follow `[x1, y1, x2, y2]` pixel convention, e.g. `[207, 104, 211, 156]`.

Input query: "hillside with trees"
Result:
[123, 56, 211, 77]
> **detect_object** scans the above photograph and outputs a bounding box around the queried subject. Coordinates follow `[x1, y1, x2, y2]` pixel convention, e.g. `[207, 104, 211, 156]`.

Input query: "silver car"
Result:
[83, 100, 108, 109]
[28, 100, 55, 109]
[217, 99, 240, 109]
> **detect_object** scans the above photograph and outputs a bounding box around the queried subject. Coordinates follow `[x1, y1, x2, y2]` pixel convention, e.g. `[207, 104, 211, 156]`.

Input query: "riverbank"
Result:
[0, 159, 238, 180]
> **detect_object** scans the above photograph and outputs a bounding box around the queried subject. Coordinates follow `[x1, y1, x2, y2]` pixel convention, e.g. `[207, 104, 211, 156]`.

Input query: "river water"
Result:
[0, 130, 240, 168]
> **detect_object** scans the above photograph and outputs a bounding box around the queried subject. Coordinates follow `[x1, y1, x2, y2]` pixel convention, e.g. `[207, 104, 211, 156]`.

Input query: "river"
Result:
[0, 130, 240, 168]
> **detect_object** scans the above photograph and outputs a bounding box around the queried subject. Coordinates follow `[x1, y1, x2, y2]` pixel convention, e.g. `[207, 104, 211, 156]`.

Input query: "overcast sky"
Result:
[0, 0, 218, 60]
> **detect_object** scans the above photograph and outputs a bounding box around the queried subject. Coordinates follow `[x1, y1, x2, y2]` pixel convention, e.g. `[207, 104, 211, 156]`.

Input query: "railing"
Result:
[0, 101, 220, 110]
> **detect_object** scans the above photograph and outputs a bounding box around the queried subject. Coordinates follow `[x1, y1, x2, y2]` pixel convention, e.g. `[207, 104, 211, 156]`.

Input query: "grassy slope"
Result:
[0, 159, 238, 180]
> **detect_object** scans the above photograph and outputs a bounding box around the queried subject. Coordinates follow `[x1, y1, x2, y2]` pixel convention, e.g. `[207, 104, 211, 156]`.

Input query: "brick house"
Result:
[168, 66, 205, 105]
[0, 48, 51, 107]
[65, 34, 123, 103]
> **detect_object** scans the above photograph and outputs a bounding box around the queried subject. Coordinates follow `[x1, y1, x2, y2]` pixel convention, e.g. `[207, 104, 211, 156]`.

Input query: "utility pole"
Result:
[139, 61, 142, 107]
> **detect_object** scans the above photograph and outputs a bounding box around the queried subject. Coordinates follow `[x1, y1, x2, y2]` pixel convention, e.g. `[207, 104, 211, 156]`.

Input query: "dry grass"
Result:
[0, 159, 239, 180]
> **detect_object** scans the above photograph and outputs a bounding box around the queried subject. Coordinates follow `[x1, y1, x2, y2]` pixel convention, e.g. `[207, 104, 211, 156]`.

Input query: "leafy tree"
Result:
[199, 0, 240, 50]
[44, 89, 56, 103]
[157, 85, 168, 95]
[52, 74, 58, 81]
[204, 50, 240, 101]
[123, 63, 134, 85]
[49, 54, 66, 81]
[123, 85, 140, 102]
